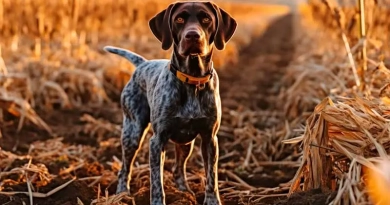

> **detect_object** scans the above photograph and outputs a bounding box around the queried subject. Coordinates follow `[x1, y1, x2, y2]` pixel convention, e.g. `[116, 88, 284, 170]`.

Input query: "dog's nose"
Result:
[185, 30, 201, 41]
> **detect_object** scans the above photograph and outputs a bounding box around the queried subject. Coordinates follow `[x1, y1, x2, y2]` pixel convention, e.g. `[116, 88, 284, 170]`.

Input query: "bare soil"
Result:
[0, 13, 334, 205]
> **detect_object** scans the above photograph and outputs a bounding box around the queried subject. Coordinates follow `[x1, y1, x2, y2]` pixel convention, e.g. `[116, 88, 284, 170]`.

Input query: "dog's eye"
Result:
[176, 17, 185, 23]
[202, 17, 211, 23]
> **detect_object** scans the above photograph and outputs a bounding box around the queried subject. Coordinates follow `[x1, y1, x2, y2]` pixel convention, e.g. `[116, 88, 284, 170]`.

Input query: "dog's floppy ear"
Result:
[149, 3, 177, 50]
[208, 3, 237, 50]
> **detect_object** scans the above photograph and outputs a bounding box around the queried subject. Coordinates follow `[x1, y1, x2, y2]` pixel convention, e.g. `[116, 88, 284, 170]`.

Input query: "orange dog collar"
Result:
[168, 63, 214, 88]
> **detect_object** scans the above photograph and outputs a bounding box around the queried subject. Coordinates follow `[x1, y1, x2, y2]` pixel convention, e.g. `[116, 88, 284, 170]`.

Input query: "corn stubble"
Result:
[285, 1, 390, 204]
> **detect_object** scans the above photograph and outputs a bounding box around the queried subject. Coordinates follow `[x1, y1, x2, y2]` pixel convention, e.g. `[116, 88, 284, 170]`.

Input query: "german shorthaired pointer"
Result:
[104, 1, 237, 205]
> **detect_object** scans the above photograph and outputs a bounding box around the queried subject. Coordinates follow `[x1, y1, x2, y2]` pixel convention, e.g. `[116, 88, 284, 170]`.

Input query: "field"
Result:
[1, 0, 390, 205]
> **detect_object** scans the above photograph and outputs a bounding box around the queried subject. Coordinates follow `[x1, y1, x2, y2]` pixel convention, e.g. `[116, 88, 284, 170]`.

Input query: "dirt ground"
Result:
[0, 5, 335, 205]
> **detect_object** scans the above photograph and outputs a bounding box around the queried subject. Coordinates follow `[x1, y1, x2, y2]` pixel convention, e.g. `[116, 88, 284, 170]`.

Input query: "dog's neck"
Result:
[171, 47, 213, 77]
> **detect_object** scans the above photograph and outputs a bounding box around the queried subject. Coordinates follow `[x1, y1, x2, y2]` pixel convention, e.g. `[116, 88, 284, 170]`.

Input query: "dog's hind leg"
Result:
[116, 83, 150, 194]
[172, 142, 195, 195]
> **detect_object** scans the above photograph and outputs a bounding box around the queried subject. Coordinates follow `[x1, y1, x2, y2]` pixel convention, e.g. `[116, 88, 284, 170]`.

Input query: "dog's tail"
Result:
[103, 46, 147, 67]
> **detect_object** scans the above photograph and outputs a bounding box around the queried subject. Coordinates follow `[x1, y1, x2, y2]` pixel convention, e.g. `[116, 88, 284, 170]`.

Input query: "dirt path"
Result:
[219, 13, 295, 111]
[217, 13, 298, 205]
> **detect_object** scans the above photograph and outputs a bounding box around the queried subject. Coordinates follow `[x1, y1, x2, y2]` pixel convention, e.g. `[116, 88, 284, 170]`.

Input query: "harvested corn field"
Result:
[1, 0, 390, 205]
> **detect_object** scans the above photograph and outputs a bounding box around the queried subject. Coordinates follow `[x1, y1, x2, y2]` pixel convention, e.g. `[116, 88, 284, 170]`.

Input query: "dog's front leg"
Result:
[201, 134, 221, 205]
[173, 142, 195, 195]
[149, 134, 167, 205]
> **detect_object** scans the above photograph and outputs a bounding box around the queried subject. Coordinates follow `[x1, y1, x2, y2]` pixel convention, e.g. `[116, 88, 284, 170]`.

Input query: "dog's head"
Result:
[149, 1, 237, 56]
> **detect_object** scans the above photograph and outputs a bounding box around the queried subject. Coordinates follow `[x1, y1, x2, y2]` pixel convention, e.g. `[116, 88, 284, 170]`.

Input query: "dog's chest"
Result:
[169, 93, 217, 144]
[177, 89, 216, 118]
[169, 116, 211, 144]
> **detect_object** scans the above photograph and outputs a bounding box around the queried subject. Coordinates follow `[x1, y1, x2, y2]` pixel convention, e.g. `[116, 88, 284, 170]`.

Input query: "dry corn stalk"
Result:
[0, 94, 52, 134]
[38, 80, 72, 109]
[80, 113, 121, 137]
[51, 68, 110, 106]
[287, 95, 390, 204]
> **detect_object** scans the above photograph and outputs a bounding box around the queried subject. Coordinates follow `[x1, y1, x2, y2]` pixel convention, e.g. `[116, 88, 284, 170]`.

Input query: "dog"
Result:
[104, 1, 237, 205]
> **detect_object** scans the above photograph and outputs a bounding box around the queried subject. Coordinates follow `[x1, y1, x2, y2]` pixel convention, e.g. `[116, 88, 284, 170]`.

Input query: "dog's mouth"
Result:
[180, 42, 208, 56]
